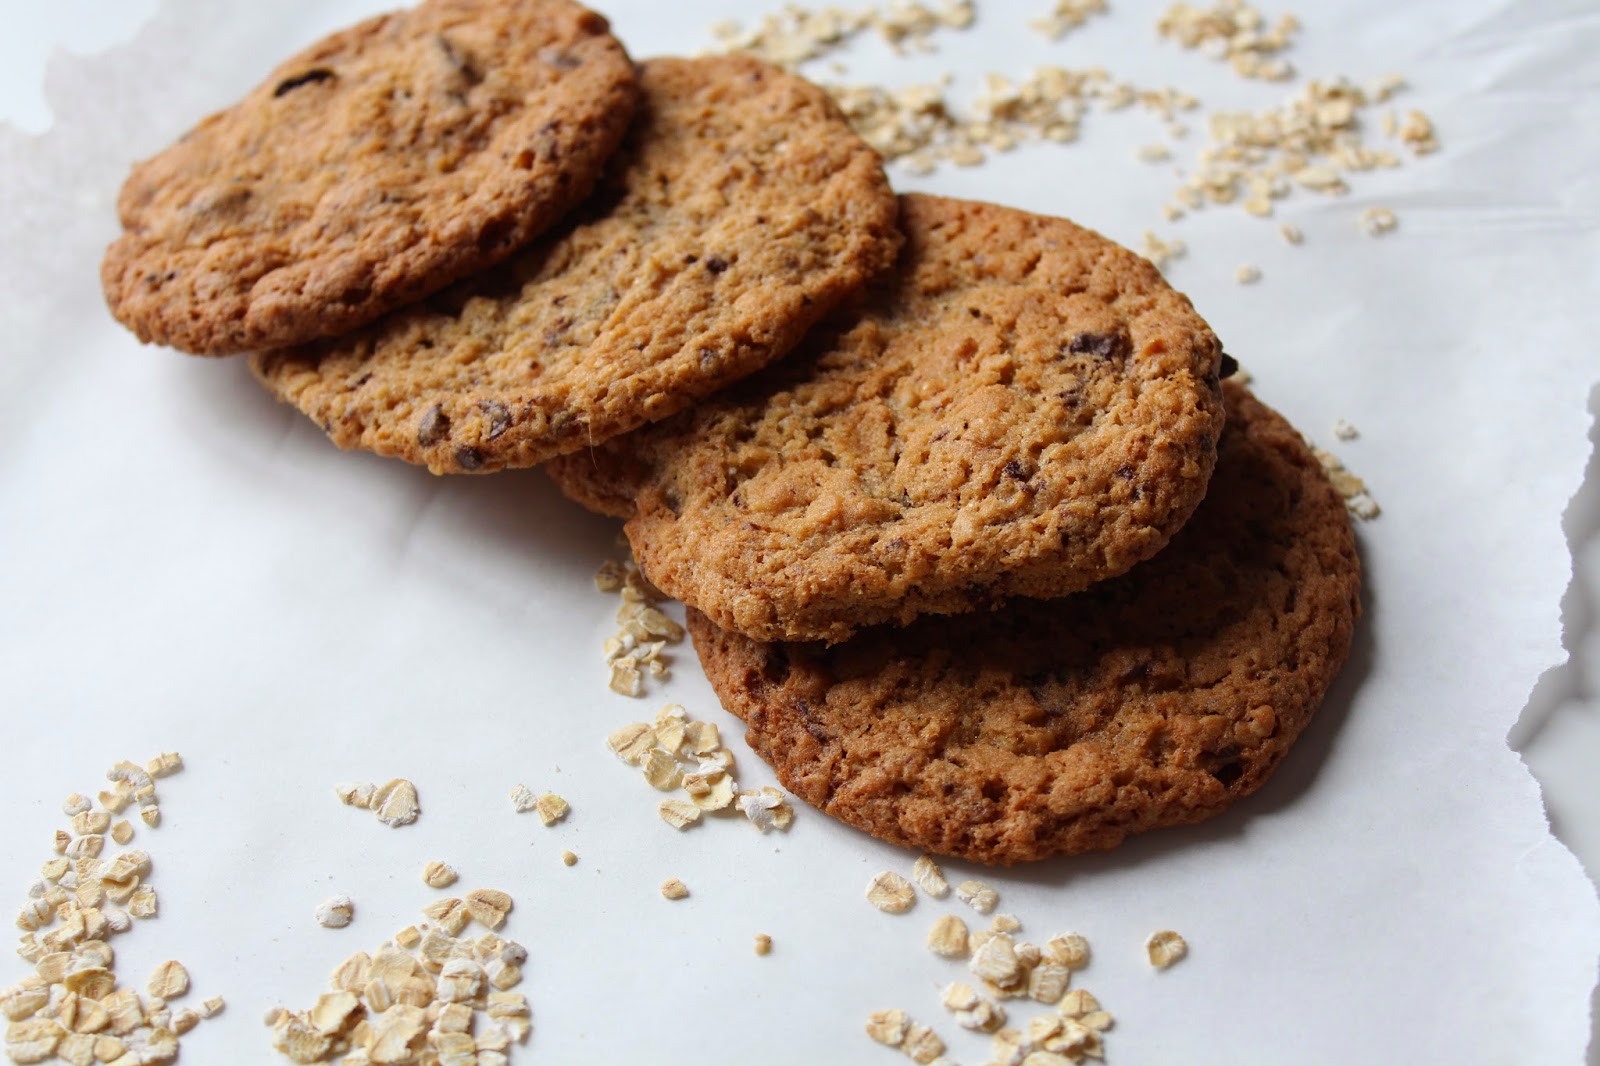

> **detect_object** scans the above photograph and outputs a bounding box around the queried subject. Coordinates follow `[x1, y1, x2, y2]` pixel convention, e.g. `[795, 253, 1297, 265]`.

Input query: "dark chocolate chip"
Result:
[417, 405, 450, 446]
[479, 400, 512, 441]
[1002, 460, 1028, 480]
[1219, 352, 1239, 379]
[454, 446, 485, 471]
[1114, 463, 1137, 479]
[705, 256, 729, 274]
[273, 69, 335, 97]
[1066, 331, 1131, 361]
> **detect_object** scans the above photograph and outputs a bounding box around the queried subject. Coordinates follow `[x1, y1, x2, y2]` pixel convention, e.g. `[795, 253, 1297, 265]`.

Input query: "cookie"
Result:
[103, 0, 638, 355]
[251, 56, 900, 473]
[548, 193, 1225, 643]
[689, 382, 1361, 865]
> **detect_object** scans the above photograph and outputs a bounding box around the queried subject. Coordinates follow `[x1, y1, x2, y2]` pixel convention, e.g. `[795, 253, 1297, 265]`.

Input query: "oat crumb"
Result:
[315, 895, 354, 929]
[1146, 928, 1189, 969]
[866, 870, 917, 913]
[754, 933, 773, 956]
[660, 878, 689, 901]
[560, 850, 578, 867]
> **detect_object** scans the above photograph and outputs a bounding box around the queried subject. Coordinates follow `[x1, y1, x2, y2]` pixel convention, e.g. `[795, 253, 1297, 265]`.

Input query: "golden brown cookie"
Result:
[103, 0, 638, 356]
[689, 383, 1361, 864]
[548, 193, 1225, 643]
[251, 56, 900, 472]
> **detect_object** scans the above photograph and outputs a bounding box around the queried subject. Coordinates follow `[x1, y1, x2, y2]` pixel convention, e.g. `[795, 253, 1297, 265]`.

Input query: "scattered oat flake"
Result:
[147, 960, 190, 999]
[1044, 932, 1091, 970]
[956, 879, 999, 914]
[911, 855, 950, 898]
[927, 913, 971, 958]
[753, 933, 773, 956]
[1031, 0, 1109, 40]
[1158, 1, 1299, 81]
[1235, 263, 1262, 284]
[1333, 418, 1359, 441]
[1359, 206, 1398, 236]
[1146, 928, 1189, 969]
[866, 871, 917, 913]
[371, 778, 420, 827]
[659, 798, 703, 830]
[464, 888, 513, 930]
[1279, 222, 1304, 244]
[1314, 445, 1380, 519]
[660, 878, 689, 901]
[1137, 142, 1171, 163]
[535, 792, 570, 826]
[422, 860, 458, 889]
[509, 784, 537, 813]
[560, 850, 578, 867]
[903, 1022, 946, 1064]
[315, 895, 354, 929]
[866, 1008, 911, 1047]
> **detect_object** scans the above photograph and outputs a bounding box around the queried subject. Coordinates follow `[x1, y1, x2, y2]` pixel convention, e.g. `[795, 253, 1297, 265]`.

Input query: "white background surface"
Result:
[2, 1, 1598, 1063]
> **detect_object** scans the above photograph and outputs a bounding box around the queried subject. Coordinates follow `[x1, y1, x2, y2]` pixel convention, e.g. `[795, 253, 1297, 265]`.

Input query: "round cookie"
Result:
[103, 0, 638, 356]
[548, 193, 1226, 643]
[689, 382, 1362, 865]
[251, 56, 900, 473]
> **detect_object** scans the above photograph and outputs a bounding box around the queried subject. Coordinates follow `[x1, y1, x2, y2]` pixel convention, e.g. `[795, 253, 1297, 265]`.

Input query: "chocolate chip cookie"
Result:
[251, 56, 900, 473]
[548, 194, 1225, 642]
[103, 0, 638, 355]
[689, 382, 1361, 865]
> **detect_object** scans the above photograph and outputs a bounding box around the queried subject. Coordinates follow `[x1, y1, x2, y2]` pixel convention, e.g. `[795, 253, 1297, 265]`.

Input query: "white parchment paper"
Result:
[2, 1, 1597, 1062]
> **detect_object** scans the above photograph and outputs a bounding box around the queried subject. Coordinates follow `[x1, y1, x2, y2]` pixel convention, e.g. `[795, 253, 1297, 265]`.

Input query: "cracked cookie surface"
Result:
[104, 0, 638, 356]
[688, 383, 1361, 865]
[251, 56, 900, 473]
[549, 194, 1225, 642]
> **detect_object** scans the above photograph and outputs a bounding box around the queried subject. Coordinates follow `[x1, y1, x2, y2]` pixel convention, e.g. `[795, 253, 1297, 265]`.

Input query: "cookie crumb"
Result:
[560, 850, 578, 867]
[1279, 222, 1304, 244]
[866, 871, 917, 913]
[1146, 928, 1189, 969]
[1235, 263, 1262, 284]
[660, 878, 689, 901]
[1332, 418, 1359, 441]
[315, 895, 354, 929]
[753, 933, 773, 956]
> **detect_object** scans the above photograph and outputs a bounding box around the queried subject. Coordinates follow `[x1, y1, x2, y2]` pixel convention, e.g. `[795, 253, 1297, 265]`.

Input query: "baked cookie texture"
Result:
[103, 0, 639, 357]
[251, 55, 900, 473]
[689, 382, 1361, 865]
[548, 193, 1225, 643]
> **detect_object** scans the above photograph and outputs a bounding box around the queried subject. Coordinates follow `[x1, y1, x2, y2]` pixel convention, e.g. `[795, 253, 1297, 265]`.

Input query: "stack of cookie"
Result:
[101, 0, 1360, 865]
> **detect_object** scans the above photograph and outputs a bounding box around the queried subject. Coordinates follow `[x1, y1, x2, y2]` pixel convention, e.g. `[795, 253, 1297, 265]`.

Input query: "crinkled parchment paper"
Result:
[1, 1, 1596, 1061]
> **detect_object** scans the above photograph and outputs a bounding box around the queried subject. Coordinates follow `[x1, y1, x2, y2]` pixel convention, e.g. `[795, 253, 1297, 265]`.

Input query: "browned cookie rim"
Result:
[688, 382, 1361, 865]
[103, 0, 638, 356]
